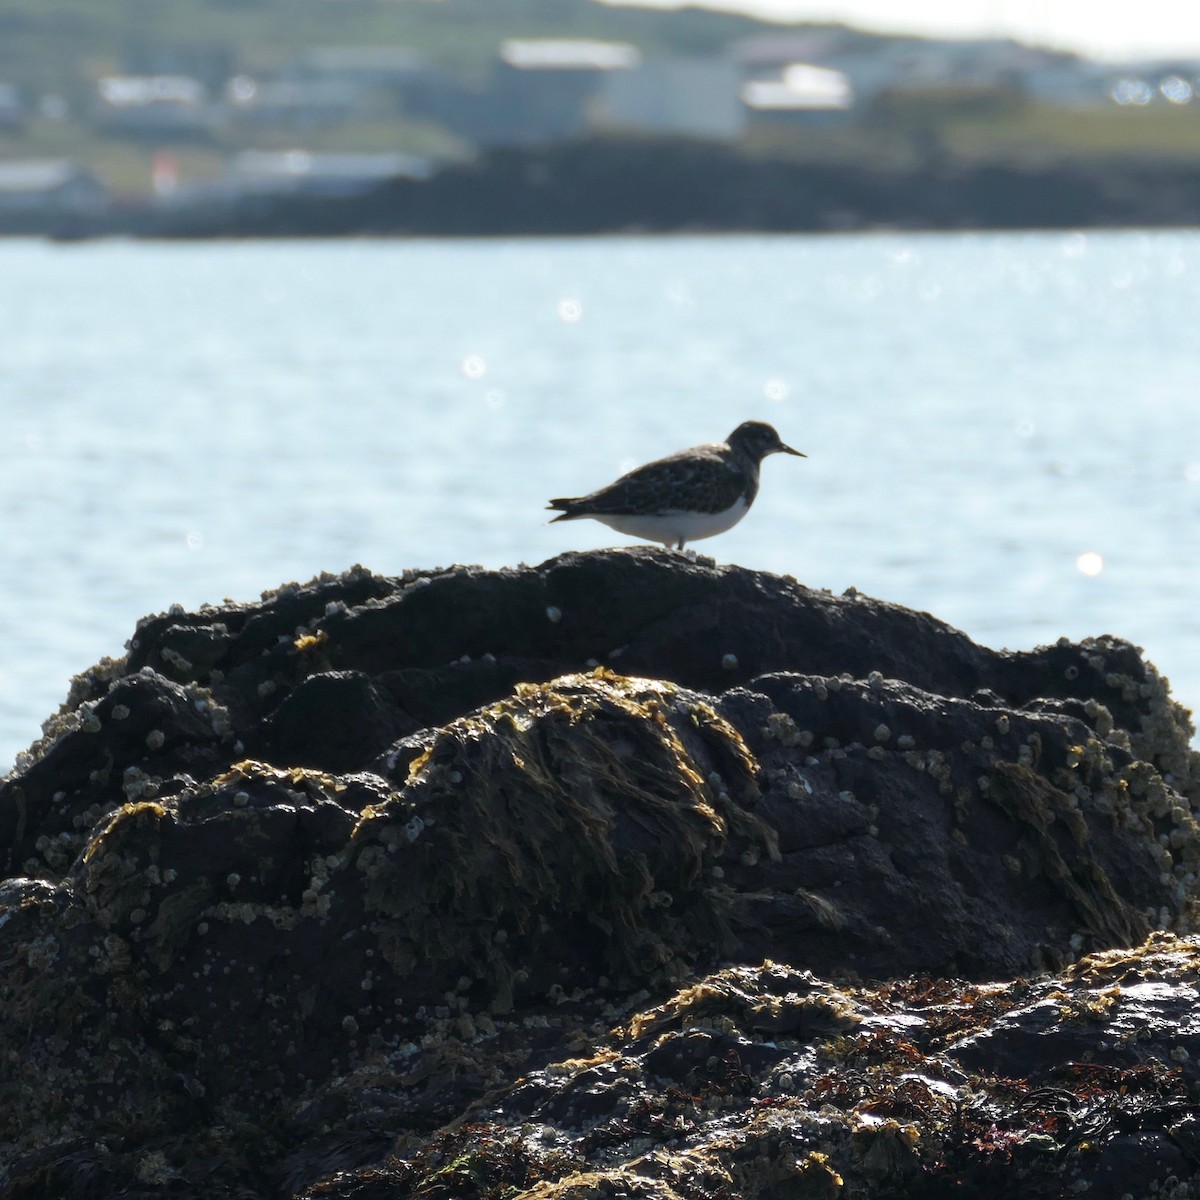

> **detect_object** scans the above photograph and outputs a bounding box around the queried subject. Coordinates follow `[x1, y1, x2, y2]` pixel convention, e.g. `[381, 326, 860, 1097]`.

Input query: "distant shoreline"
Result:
[15, 138, 1200, 240]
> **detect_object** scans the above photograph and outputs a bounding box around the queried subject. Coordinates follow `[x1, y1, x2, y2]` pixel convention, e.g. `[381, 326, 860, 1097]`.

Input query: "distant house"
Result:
[499, 39, 641, 72]
[730, 32, 865, 125]
[731, 33, 1100, 116]
[742, 63, 855, 126]
[0, 160, 108, 228]
[595, 58, 745, 140]
[480, 39, 642, 145]
[94, 75, 214, 136]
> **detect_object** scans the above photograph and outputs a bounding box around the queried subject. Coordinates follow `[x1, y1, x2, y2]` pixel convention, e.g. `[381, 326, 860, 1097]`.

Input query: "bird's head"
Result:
[728, 420, 806, 462]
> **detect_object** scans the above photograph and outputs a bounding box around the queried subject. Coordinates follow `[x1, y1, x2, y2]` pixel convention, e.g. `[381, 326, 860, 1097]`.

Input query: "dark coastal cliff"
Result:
[3, 549, 1199, 1197]
[136, 139, 1200, 240]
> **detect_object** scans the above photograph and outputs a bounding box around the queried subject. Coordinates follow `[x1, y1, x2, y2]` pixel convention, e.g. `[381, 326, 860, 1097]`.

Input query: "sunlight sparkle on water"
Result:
[2, 230, 1200, 769]
[557, 297, 583, 323]
[460, 353, 487, 379]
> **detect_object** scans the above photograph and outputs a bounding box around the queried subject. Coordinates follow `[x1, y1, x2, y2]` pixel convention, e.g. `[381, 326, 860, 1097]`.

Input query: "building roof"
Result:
[499, 39, 640, 71]
[742, 64, 854, 111]
[97, 75, 206, 108]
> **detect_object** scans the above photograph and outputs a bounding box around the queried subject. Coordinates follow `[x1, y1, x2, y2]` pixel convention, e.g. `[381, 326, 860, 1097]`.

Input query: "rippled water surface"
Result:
[2, 230, 1198, 768]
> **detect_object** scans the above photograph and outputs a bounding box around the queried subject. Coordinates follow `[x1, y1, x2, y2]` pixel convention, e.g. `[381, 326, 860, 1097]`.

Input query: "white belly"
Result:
[594, 498, 750, 549]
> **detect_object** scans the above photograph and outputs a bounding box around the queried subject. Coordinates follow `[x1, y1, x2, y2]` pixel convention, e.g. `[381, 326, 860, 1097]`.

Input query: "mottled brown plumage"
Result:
[548, 420, 805, 550]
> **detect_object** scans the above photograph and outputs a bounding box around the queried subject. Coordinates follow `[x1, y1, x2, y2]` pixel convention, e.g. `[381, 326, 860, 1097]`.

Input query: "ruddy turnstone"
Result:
[547, 420, 805, 551]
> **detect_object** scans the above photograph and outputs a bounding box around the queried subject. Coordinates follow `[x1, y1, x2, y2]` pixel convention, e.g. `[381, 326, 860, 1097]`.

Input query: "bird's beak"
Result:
[780, 443, 806, 457]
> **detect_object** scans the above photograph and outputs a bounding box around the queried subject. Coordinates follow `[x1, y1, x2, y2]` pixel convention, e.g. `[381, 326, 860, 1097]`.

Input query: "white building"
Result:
[498, 40, 641, 72]
[481, 39, 641, 145]
[595, 58, 745, 140]
[742, 63, 855, 122]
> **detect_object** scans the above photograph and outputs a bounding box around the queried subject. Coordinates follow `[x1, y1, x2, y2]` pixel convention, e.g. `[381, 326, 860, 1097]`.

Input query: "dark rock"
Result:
[1, 549, 1197, 1198]
[284, 945, 1200, 1200]
[254, 670, 419, 772]
[0, 669, 228, 874]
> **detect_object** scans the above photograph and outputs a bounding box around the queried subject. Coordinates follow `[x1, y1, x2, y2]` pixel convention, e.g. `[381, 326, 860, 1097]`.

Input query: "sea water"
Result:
[1, 230, 1197, 770]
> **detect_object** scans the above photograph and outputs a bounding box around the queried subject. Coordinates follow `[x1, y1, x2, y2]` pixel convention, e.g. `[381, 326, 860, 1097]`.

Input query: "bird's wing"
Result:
[569, 446, 743, 515]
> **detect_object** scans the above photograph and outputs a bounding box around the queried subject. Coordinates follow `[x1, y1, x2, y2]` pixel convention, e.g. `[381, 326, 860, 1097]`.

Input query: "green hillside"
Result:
[0, 0, 832, 194]
[3, 0, 1200, 207]
[0, 0, 785, 97]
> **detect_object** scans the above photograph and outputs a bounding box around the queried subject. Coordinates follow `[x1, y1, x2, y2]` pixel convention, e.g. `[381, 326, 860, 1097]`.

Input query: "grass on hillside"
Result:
[0, 113, 469, 196]
[0, 0, 776, 91]
[939, 102, 1200, 164]
[743, 98, 1200, 169]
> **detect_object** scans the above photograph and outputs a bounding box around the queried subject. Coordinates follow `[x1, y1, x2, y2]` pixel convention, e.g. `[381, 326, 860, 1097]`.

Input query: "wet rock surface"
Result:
[2, 549, 1198, 1197]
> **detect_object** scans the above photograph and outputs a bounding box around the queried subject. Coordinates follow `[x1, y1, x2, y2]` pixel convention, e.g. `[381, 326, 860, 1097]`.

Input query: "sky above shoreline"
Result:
[597, 0, 1196, 62]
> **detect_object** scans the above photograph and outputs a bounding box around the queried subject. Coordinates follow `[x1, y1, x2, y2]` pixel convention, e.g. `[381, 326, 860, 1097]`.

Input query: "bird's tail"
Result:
[546, 498, 582, 523]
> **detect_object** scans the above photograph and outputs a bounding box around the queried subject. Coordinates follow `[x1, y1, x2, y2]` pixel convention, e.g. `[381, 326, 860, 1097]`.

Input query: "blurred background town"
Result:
[3, 0, 1200, 234]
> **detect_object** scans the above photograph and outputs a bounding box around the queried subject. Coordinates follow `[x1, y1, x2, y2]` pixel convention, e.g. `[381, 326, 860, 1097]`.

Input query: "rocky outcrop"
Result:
[1, 549, 1197, 1197]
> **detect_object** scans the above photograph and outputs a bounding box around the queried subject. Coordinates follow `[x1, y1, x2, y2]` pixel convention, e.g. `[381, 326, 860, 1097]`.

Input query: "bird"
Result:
[547, 420, 806, 551]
